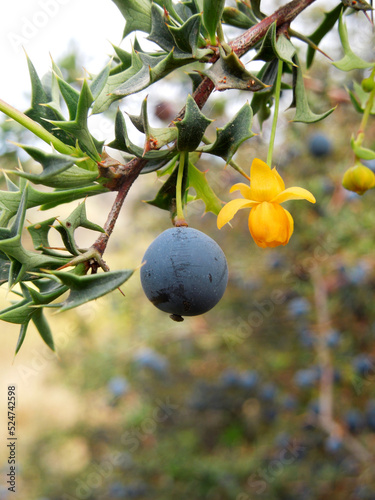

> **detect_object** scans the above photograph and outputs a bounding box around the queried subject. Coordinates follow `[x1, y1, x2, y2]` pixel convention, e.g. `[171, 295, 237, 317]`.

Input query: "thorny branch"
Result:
[93, 0, 317, 257]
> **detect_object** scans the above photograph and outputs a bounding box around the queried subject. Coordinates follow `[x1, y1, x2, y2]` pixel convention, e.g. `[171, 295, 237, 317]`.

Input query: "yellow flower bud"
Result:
[342, 164, 375, 195]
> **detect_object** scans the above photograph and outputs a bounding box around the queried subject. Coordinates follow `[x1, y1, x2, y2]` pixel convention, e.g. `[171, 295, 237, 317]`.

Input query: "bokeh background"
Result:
[1, 1, 375, 499]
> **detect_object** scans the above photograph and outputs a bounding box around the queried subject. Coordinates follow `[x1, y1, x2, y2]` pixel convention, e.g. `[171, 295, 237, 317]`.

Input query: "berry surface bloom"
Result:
[217, 158, 316, 248]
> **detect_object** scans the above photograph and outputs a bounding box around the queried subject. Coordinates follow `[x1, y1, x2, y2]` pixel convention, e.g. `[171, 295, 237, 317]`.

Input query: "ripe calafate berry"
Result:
[140, 227, 228, 318]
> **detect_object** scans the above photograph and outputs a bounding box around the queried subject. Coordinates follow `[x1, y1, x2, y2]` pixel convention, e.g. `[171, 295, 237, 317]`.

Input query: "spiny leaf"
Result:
[108, 109, 175, 160]
[291, 56, 335, 123]
[24, 54, 76, 147]
[31, 308, 55, 351]
[175, 95, 213, 151]
[306, 4, 343, 68]
[205, 46, 267, 92]
[203, 0, 226, 45]
[112, 0, 153, 37]
[333, 12, 373, 71]
[48, 80, 103, 161]
[0, 183, 108, 219]
[92, 49, 144, 114]
[146, 161, 189, 215]
[127, 98, 178, 150]
[222, 6, 255, 29]
[55, 201, 105, 256]
[188, 162, 222, 215]
[50, 269, 134, 312]
[27, 218, 62, 256]
[201, 102, 255, 162]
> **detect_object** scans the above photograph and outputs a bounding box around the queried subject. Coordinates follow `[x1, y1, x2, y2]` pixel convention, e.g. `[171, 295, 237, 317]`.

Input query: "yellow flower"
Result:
[342, 163, 375, 195]
[217, 158, 316, 248]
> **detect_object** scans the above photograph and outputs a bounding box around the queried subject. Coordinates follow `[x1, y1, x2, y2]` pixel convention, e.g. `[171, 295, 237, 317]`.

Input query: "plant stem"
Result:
[267, 59, 283, 168]
[0, 99, 74, 156]
[175, 151, 188, 226]
[95, 0, 318, 256]
[358, 67, 375, 135]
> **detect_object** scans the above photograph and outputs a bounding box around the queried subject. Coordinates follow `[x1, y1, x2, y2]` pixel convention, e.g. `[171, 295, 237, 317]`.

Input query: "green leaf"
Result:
[306, 4, 343, 69]
[27, 218, 62, 256]
[8, 144, 98, 188]
[56, 76, 80, 120]
[15, 323, 29, 355]
[168, 14, 207, 57]
[291, 56, 335, 123]
[112, 50, 195, 98]
[92, 49, 144, 114]
[188, 162, 222, 215]
[347, 81, 375, 114]
[333, 11, 373, 71]
[203, 0, 226, 44]
[24, 55, 76, 147]
[48, 80, 103, 161]
[146, 161, 189, 216]
[0, 183, 108, 219]
[205, 46, 267, 92]
[55, 201, 105, 256]
[127, 98, 178, 150]
[90, 62, 111, 100]
[222, 6, 255, 29]
[50, 269, 134, 312]
[31, 308, 55, 351]
[112, 0, 152, 37]
[108, 110, 175, 160]
[201, 102, 255, 162]
[175, 95, 213, 151]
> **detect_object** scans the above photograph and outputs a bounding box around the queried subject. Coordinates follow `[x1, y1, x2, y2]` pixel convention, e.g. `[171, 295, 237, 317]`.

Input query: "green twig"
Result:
[267, 59, 283, 167]
[0, 99, 75, 156]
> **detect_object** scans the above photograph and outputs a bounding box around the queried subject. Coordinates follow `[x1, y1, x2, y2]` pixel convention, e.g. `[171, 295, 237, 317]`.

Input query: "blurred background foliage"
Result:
[1, 18, 375, 500]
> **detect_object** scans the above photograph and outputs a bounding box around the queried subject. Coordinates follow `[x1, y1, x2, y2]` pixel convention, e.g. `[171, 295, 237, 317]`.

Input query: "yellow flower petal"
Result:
[271, 187, 316, 205]
[248, 202, 293, 248]
[217, 198, 256, 229]
[229, 182, 253, 199]
[272, 167, 285, 192]
[248, 158, 283, 202]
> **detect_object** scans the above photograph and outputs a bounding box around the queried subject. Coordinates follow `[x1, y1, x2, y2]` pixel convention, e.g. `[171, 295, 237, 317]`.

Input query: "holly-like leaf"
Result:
[201, 102, 255, 162]
[128, 98, 178, 151]
[108, 109, 175, 160]
[48, 80, 103, 161]
[175, 95, 213, 151]
[146, 161, 189, 215]
[49, 269, 134, 312]
[333, 12, 372, 71]
[112, 50, 195, 98]
[112, 0, 152, 37]
[92, 49, 144, 114]
[291, 56, 335, 123]
[0, 182, 108, 220]
[203, 0, 226, 44]
[168, 14, 202, 55]
[222, 6, 255, 29]
[90, 61, 111, 100]
[55, 201, 105, 256]
[205, 46, 267, 92]
[7, 145, 98, 189]
[24, 55, 76, 147]
[188, 162, 222, 215]
[27, 218, 62, 256]
[31, 308, 55, 351]
[306, 4, 343, 68]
